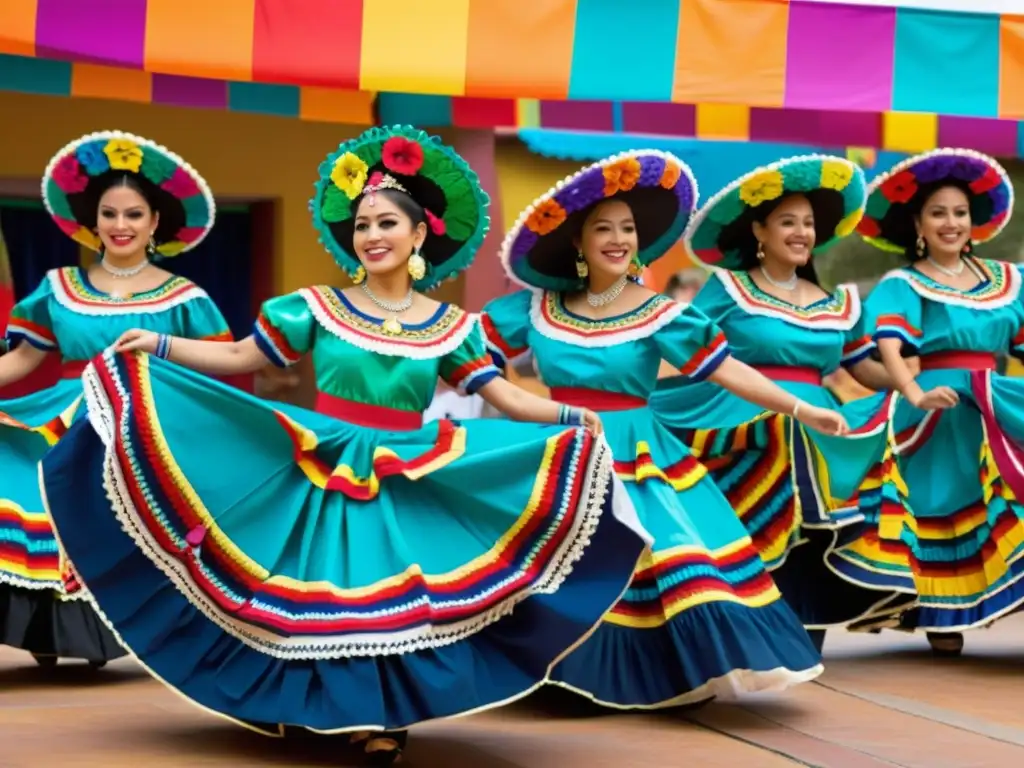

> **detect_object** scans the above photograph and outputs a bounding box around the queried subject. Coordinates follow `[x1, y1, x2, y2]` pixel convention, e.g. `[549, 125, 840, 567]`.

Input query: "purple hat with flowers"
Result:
[858, 148, 1013, 254]
[41, 130, 215, 257]
[499, 150, 698, 291]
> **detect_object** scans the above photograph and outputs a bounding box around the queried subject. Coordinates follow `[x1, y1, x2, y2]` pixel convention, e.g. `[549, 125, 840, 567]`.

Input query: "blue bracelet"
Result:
[155, 334, 172, 360]
[566, 406, 585, 426]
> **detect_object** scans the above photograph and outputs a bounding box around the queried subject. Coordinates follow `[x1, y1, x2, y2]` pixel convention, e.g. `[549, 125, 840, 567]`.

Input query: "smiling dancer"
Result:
[649, 155, 911, 652]
[0, 131, 230, 669]
[858, 148, 1024, 656]
[481, 150, 846, 710]
[37, 126, 649, 764]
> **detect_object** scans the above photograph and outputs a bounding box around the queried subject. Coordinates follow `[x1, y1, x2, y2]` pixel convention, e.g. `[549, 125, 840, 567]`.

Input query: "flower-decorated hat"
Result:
[500, 150, 698, 291]
[857, 148, 1013, 254]
[311, 125, 489, 292]
[42, 131, 215, 257]
[685, 155, 866, 271]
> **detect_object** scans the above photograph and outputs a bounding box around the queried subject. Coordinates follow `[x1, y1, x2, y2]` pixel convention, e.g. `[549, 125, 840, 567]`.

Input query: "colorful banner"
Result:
[1, 0, 1022, 119]
[4, 50, 1024, 159]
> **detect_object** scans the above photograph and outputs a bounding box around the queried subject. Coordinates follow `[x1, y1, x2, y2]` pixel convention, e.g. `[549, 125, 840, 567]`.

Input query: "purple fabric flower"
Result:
[555, 169, 605, 214]
[914, 155, 985, 185]
[988, 183, 1011, 214]
[638, 156, 665, 186]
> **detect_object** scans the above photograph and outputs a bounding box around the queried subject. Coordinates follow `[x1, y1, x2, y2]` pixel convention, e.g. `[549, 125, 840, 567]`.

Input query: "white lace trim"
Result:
[82, 353, 614, 659]
[300, 287, 477, 360]
[48, 268, 209, 317]
[530, 290, 685, 349]
[715, 271, 862, 331]
[880, 260, 1021, 311]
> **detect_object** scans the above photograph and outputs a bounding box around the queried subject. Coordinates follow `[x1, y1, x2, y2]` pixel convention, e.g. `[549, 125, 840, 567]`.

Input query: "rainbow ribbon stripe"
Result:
[0, 0, 1022, 119]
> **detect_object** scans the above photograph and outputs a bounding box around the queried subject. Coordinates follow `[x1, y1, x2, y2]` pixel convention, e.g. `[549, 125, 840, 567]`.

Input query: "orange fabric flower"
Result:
[603, 158, 642, 197]
[659, 161, 682, 190]
[525, 198, 567, 236]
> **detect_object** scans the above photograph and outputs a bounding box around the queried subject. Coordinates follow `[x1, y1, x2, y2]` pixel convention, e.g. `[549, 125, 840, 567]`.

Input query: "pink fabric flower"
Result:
[160, 167, 201, 199]
[51, 155, 89, 194]
[53, 216, 82, 237]
[176, 226, 207, 244]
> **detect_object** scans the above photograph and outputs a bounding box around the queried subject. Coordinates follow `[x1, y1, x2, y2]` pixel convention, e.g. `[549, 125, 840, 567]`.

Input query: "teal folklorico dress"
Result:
[863, 259, 1024, 631]
[38, 284, 650, 732]
[1, 266, 231, 662]
[649, 271, 911, 629]
[482, 287, 823, 708]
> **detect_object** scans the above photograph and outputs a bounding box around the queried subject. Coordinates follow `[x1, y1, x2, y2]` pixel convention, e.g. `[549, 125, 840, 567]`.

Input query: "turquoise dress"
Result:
[865, 258, 1024, 631]
[649, 271, 910, 628]
[481, 288, 822, 709]
[38, 286, 649, 733]
[1, 266, 231, 662]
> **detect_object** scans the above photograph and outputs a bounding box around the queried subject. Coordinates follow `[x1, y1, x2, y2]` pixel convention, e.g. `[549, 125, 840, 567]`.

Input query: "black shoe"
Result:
[807, 629, 826, 653]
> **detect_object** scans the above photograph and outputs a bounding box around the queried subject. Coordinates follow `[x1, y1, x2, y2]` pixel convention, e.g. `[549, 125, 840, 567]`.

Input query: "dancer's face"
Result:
[753, 194, 815, 271]
[96, 184, 158, 261]
[353, 194, 426, 279]
[915, 185, 971, 258]
[576, 200, 638, 282]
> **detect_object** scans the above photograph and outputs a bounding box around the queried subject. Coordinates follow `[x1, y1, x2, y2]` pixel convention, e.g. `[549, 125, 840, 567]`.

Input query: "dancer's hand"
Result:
[910, 386, 959, 411]
[795, 403, 849, 436]
[581, 408, 603, 435]
[114, 329, 159, 354]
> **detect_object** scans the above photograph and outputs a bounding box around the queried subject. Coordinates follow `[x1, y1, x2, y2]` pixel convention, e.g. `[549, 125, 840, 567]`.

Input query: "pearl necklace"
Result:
[927, 255, 965, 277]
[101, 257, 149, 279]
[760, 266, 798, 291]
[587, 275, 628, 307]
[361, 282, 414, 336]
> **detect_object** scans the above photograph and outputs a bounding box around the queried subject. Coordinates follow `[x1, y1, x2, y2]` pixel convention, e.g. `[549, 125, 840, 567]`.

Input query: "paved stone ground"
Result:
[2, 617, 1022, 767]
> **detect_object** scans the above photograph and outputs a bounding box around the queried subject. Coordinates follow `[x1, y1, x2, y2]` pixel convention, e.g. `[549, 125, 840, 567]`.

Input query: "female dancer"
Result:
[858, 148, 1023, 656]
[482, 149, 843, 710]
[0, 131, 230, 668]
[648, 156, 912, 651]
[39, 126, 649, 763]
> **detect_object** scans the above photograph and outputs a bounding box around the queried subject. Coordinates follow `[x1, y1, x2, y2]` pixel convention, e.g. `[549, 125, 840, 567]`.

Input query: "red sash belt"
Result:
[753, 365, 823, 386]
[314, 391, 423, 431]
[60, 360, 88, 379]
[549, 387, 647, 412]
[920, 351, 997, 372]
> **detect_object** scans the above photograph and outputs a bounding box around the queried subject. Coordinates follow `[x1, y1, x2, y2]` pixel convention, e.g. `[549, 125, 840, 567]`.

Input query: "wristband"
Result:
[155, 334, 172, 360]
[557, 404, 585, 426]
[792, 400, 803, 418]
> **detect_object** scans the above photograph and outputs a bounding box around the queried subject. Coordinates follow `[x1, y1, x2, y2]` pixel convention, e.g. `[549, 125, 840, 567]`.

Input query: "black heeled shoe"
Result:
[31, 653, 57, 668]
[351, 729, 408, 764]
[807, 629, 826, 653]
[926, 631, 963, 657]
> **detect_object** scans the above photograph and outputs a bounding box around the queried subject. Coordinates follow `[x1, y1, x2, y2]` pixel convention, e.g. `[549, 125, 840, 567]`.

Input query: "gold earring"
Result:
[148, 234, 157, 254]
[627, 254, 643, 278]
[351, 265, 366, 284]
[916, 235, 925, 258]
[575, 251, 588, 278]
[408, 248, 427, 281]
[756, 241, 765, 261]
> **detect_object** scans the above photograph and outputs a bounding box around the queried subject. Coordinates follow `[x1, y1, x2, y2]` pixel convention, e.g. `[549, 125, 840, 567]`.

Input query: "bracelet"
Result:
[557, 404, 585, 426]
[155, 334, 172, 360]
[792, 400, 803, 418]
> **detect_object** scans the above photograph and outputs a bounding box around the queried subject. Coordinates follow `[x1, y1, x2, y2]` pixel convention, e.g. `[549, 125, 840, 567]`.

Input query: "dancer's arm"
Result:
[476, 377, 603, 434]
[0, 343, 48, 388]
[876, 338, 957, 410]
[115, 330, 271, 376]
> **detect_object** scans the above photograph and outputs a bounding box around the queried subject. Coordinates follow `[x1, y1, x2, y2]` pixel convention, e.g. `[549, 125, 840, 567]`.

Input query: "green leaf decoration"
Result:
[140, 150, 178, 185]
[321, 185, 351, 223]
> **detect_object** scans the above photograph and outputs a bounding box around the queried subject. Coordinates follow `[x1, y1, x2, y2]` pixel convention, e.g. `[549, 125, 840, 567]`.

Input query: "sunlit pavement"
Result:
[2, 616, 1023, 767]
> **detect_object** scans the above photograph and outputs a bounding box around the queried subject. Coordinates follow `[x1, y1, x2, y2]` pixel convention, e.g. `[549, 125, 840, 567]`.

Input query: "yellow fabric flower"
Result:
[834, 209, 863, 238]
[331, 152, 369, 200]
[103, 139, 143, 173]
[739, 170, 784, 207]
[820, 160, 854, 191]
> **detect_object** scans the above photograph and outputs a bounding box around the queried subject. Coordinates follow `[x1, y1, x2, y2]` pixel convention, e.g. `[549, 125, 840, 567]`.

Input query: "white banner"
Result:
[800, 0, 1024, 14]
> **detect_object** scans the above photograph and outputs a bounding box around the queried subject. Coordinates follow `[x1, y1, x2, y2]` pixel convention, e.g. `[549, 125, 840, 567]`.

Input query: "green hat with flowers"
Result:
[310, 125, 490, 292]
[685, 155, 867, 271]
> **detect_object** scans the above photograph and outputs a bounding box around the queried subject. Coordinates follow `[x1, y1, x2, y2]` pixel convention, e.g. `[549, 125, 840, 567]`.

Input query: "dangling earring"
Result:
[147, 233, 157, 255]
[575, 251, 588, 278]
[916, 235, 926, 258]
[351, 265, 366, 284]
[407, 248, 427, 281]
[756, 241, 766, 261]
[961, 239, 973, 257]
[627, 254, 643, 279]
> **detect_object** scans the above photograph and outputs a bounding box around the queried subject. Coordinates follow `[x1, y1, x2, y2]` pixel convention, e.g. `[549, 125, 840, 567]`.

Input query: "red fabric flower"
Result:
[969, 166, 1002, 195]
[367, 171, 385, 188]
[51, 155, 89, 194]
[856, 216, 881, 238]
[880, 170, 918, 204]
[382, 137, 424, 175]
[160, 167, 201, 199]
[425, 209, 446, 236]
